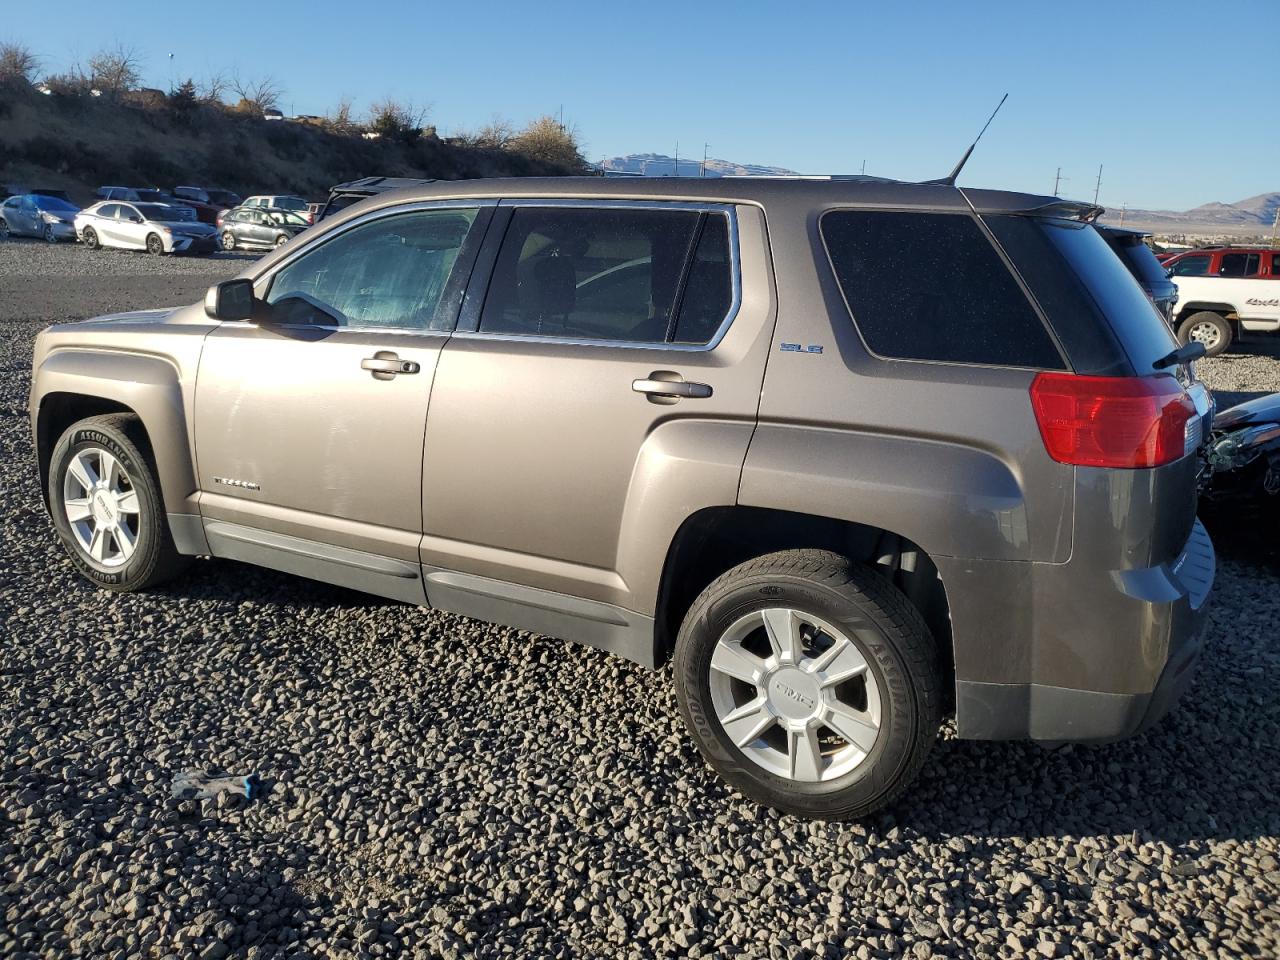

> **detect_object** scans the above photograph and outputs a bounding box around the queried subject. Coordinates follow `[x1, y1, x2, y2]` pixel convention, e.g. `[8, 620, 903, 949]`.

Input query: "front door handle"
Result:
[362, 352, 420, 380]
[632, 371, 713, 402]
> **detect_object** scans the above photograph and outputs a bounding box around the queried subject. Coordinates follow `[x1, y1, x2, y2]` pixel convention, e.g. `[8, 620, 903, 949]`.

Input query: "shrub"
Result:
[0, 40, 39, 85]
[506, 115, 587, 173]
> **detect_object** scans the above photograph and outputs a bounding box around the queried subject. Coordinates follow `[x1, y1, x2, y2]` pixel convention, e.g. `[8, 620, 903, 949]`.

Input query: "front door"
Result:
[193, 202, 492, 577]
[421, 201, 772, 613]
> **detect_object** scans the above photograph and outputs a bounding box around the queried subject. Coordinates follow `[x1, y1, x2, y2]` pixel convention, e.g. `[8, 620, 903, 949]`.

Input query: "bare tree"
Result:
[325, 95, 356, 134]
[230, 72, 282, 113]
[0, 40, 40, 85]
[198, 70, 228, 105]
[87, 43, 142, 93]
[474, 115, 514, 149]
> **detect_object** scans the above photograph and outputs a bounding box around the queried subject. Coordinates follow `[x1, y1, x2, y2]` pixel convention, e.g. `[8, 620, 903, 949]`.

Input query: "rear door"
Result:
[420, 200, 773, 613]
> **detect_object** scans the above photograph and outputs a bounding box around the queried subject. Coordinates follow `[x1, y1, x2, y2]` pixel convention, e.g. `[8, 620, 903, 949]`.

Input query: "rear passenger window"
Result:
[1219, 253, 1260, 277]
[821, 211, 1063, 368]
[479, 206, 733, 345]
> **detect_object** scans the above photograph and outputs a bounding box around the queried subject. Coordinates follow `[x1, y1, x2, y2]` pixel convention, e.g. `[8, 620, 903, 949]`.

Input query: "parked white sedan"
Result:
[74, 201, 219, 255]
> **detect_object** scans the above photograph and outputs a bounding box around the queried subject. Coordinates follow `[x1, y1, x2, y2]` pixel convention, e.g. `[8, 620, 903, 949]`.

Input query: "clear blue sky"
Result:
[7, 0, 1276, 210]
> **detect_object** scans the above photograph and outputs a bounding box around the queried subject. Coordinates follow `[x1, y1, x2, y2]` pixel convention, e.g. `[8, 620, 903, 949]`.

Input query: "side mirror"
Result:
[204, 279, 255, 320]
[129, 215, 143, 223]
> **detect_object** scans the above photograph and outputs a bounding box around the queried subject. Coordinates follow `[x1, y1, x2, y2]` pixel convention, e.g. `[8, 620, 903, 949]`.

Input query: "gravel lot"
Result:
[2, 237, 1278, 960]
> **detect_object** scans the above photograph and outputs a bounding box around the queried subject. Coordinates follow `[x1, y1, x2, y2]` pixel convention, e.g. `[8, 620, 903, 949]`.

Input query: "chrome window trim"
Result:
[250, 198, 500, 291]
[461, 198, 742, 352]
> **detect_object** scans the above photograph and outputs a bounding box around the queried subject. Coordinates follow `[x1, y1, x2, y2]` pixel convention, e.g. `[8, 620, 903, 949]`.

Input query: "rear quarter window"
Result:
[820, 210, 1064, 368]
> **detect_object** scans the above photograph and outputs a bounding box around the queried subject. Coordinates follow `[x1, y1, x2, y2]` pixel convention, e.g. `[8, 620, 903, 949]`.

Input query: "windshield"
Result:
[1104, 234, 1171, 286]
[134, 190, 166, 202]
[274, 197, 307, 210]
[207, 190, 240, 206]
[134, 203, 189, 221]
[34, 197, 78, 213]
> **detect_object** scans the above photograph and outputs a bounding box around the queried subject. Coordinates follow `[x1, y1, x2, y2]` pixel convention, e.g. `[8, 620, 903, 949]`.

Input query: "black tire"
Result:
[82, 227, 100, 250]
[43, 223, 57, 243]
[221, 230, 236, 251]
[146, 233, 165, 256]
[274, 233, 288, 247]
[0, 218, 10, 240]
[1178, 311, 1232, 357]
[48, 414, 190, 592]
[673, 549, 942, 820]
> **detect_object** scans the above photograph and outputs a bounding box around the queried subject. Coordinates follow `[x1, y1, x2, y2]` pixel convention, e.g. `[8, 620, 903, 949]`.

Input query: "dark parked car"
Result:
[0, 194, 80, 242]
[218, 206, 309, 251]
[319, 176, 436, 220]
[173, 186, 242, 209]
[1096, 225, 1178, 325]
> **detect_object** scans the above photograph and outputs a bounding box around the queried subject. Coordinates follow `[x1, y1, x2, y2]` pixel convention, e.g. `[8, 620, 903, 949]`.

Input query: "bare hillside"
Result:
[0, 85, 581, 203]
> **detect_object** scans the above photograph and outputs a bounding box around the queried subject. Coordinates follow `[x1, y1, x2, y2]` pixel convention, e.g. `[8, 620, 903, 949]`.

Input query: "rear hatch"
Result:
[976, 208, 1212, 561]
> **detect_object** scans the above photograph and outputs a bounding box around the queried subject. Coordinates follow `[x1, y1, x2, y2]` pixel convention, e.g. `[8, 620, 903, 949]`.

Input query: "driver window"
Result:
[265, 208, 480, 330]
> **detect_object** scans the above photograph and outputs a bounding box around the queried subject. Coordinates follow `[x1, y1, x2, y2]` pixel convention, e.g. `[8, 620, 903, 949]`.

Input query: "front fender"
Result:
[33, 349, 199, 514]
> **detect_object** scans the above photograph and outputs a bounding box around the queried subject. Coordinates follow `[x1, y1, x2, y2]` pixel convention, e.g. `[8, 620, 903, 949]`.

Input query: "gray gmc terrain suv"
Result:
[29, 177, 1216, 819]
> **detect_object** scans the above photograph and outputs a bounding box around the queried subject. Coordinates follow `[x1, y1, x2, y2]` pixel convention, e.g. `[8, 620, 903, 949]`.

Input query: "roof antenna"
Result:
[929, 93, 1008, 186]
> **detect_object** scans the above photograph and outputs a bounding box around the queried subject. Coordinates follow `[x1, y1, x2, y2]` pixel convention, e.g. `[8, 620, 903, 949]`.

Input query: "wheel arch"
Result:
[654, 505, 953, 697]
[34, 352, 198, 516]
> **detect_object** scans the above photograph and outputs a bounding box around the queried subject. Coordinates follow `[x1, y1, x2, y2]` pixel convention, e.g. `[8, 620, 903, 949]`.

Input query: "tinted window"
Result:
[821, 211, 1062, 368]
[480, 206, 732, 344]
[991, 217, 1177, 373]
[265, 208, 479, 331]
[1101, 232, 1169, 286]
[274, 197, 306, 211]
[671, 216, 733, 344]
[1219, 253, 1260, 277]
[134, 204, 172, 220]
[96, 204, 119, 219]
[1170, 254, 1211, 277]
[1271, 253, 1280, 275]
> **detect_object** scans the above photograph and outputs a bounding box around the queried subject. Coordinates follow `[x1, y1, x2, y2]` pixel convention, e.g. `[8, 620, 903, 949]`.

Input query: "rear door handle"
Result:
[632, 372, 712, 400]
[361, 353, 420, 380]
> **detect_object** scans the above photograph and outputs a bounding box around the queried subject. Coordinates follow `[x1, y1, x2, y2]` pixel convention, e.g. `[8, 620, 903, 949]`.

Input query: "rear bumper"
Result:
[950, 517, 1214, 743]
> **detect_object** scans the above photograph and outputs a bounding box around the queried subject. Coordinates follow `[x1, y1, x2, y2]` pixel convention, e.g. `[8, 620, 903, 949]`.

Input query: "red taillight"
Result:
[1029, 372, 1197, 468]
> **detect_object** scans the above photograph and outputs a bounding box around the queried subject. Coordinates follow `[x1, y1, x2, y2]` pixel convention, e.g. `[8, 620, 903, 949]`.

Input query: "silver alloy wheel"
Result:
[708, 608, 882, 783]
[222, 231, 236, 250]
[1188, 320, 1223, 350]
[62, 447, 141, 568]
[44, 224, 57, 243]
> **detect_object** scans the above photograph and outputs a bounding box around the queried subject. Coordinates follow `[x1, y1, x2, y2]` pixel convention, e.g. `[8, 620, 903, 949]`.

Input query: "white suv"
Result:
[1167, 246, 1280, 355]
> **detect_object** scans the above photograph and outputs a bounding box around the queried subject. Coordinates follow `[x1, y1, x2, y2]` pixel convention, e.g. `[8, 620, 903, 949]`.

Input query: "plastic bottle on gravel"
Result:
[170, 770, 260, 801]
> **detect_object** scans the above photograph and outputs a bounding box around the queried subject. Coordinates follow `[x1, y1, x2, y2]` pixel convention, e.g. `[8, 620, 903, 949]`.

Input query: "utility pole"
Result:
[1271, 207, 1279, 247]
[167, 52, 174, 93]
[861, 159, 866, 175]
[1119, 202, 1127, 227]
[700, 142, 709, 178]
[1053, 167, 1067, 197]
[673, 140, 679, 177]
[1093, 164, 1103, 205]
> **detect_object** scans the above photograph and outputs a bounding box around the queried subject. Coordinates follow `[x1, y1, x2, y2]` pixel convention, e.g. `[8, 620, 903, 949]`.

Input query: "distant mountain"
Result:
[597, 153, 798, 178]
[1096, 192, 1280, 236]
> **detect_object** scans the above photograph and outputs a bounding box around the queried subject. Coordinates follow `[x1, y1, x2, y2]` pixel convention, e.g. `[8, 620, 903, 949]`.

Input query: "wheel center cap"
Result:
[767, 668, 821, 721]
[92, 491, 115, 525]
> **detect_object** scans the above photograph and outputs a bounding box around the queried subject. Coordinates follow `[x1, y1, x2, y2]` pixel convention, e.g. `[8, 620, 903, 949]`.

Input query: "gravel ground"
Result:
[2, 238, 1279, 960]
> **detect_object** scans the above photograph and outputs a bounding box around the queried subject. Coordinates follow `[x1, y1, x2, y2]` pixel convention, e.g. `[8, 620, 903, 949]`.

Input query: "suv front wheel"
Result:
[48, 414, 189, 591]
[674, 550, 941, 819]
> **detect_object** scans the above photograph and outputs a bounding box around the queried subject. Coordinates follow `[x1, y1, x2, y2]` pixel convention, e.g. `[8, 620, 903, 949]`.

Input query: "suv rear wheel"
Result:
[673, 550, 941, 819]
[48, 414, 189, 591]
[1178, 311, 1232, 357]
